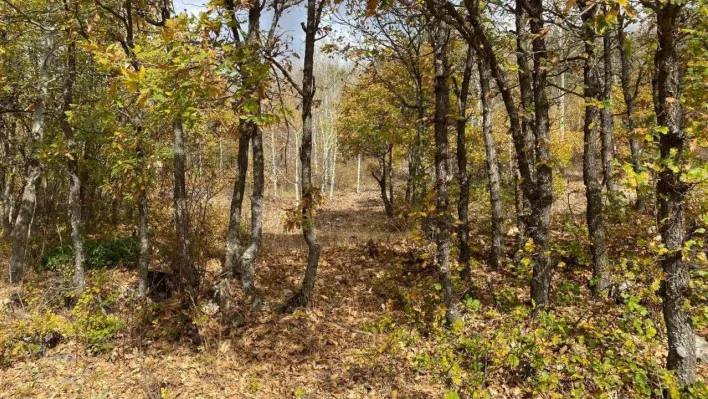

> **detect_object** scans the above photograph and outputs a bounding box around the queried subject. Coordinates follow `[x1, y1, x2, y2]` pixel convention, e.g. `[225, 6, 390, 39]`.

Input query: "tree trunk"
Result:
[224, 125, 251, 278]
[654, 3, 695, 386]
[528, 0, 554, 310]
[559, 72, 566, 139]
[281, 0, 323, 312]
[388, 145, 394, 207]
[374, 153, 393, 217]
[432, 18, 459, 325]
[172, 118, 197, 297]
[329, 138, 336, 199]
[618, 13, 646, 210]
[294, 128, 300, 201]
[60, 31, 85, 294]
[356, 154, 361, 194]
[479, 59, 504, 271]
[239, 122, 265, 310]
[1, 126, 13, 238]
[579, 2, 610, 296]
[9, 32, 53, 284]
[457, 45, 472, 277]
[601, 22, 616, 193]
[137, 136, 150, 295]
[271, 128, 278, 197]
[514, 0, 535, 257]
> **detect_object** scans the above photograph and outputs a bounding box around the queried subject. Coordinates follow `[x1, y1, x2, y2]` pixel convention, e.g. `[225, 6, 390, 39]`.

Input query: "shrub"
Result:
[39, 236, 139, 272]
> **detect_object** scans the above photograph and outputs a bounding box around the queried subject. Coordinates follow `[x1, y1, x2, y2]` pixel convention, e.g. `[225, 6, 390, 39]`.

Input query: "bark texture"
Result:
[60, 29, 85, 294]
[172, 118, 197, 297]
[281, 0, 324, 312]
[432, 18, 459, 324]
[579, 1, 610, 296]
[456, 45, 472, 275]
[9, 32, 53, 284]
[654, 3, 695, 386]
[601, 23, 616, 193]
[478, 58, 503, 270]
[528, 0, 554, 310]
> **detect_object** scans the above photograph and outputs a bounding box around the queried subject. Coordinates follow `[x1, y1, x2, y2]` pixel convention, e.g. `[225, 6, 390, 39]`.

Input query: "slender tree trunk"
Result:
[9, 32, 53, 284]
[329, 138, 336, 199]
[388, 145, 394, 207]
[432, 18, 459, 324]
[2, 127, 13, 238]
[356, 154, 361, 194]
[618, 14, 645, 210]
[137, 135, 150, 295]
[479, 59, 504, 270]
[219, 138, 223, 171]
[239, 123, 265, 310]
[224, 125, 251, 278]
[457, 45, 472, 276]
[601, 22, 616, 193]
[281, 0, 323, 312]
[559, 72, 566, 139]
[60, 30, 85, 294]
[654, 3, 695, 386]
[294, 129, 300, 201]
[579, 2, 610, 296]
[271, 128, 278, 197]
[172, 118, 197, 297]
[514, 0, 535, 257]
[528, 0, 554, 310]
[374, 154, 393, 217]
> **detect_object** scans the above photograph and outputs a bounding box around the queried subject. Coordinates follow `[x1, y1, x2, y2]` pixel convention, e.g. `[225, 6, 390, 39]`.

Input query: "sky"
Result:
[172, 0, 309, 47]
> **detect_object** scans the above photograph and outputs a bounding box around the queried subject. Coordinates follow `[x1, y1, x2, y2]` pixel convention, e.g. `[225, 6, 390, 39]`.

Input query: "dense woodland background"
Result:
[1, 0, 708, 397]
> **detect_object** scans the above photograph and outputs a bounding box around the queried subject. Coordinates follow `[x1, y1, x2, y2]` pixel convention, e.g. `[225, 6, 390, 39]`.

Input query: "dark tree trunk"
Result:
[172, 118, 197, 297]
[435, 0, 553, 308]
[456, 45, 472, 276]
[240, 123, 265, 310]
[654, 3, 695, 386]
[9, 32, 53, 284]
[579, 1, 610, 296]
[373, 148, 394, 217]
[240, 4, 266, 305]
[432, 18, 459, 324]
[528, 0, 554, 310]
[601, 22, 616, 193]
[478, 58, 504, 271]
[281, 0, 323, 312]
[60, 28, 85, 294]
[514, 1, 535, 253]
[224, 126, 250, 278]
[617, 13, 646, 210]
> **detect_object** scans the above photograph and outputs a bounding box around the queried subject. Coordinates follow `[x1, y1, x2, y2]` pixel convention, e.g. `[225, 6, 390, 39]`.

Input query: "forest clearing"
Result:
[1, 0, 708, 398]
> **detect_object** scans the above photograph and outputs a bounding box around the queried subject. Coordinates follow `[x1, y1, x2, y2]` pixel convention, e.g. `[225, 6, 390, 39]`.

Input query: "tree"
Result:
[646, 0, 695, 386]
[8, 10, 55, 284]
[577, 0, 609, 295]
[338, 73, 406, 216]
[280, 0, 327, 312]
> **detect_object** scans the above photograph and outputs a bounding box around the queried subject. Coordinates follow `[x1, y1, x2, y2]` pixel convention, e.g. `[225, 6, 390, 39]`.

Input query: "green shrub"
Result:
[69, 286, 122, 353]
[39, 236, 139, 272]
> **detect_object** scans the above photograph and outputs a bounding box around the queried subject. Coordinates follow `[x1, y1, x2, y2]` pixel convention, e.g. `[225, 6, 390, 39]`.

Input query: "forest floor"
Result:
[0, 188, 706, 398]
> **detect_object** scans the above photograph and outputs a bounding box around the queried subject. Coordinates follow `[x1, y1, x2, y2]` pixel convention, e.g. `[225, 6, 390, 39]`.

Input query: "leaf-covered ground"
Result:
[1, 190, 706, 398]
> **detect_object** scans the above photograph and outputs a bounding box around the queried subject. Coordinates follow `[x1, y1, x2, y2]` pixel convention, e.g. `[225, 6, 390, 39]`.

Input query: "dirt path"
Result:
[0, 190, 438, 398]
